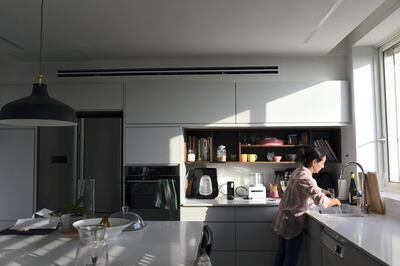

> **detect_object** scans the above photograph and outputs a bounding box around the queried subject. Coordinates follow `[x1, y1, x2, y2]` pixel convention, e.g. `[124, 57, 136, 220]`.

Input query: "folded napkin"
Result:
[33, 208, 54, 218]
[11, 217, 59, 231]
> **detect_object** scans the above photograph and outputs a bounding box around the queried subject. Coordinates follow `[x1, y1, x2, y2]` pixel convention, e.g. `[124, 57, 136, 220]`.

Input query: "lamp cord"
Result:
[39, 0, 44, 78]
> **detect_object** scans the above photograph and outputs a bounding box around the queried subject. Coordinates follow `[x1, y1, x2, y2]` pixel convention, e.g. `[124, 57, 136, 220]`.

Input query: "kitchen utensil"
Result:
[199, 175, 213, 196]
[259, 138, 284, 146]
[365, 172, 384, 214]
[283, 154, 297, 161]
[227, 182, 234, 200]
[191, 168, 219, 199]
[110, 206, 146, 231]
[269, 184, 279, 198]
[337, 179, 348, 200]
[73, 218, 133, 241]
[254, 172, 264, 185]
[240, 154, 248, 162]
[267, 152, 275, 161]
[248, 154, 258, 162]
[287, 134, 299, 145]
[273, 155, 282, 162]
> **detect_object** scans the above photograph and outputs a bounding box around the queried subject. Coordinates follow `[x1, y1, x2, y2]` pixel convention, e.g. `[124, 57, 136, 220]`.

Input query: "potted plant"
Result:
[60, 198, 93, 234]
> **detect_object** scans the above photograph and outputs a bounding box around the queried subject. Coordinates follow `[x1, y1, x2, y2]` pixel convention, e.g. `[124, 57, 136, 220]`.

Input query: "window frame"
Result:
[378, 35, 400, 192]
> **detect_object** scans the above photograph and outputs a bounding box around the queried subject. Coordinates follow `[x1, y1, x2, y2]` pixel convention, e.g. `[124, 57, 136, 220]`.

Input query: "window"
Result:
[381, 38, 400, 183]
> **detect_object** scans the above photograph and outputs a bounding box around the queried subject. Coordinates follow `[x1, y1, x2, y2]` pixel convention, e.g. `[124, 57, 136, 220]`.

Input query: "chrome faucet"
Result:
[339, 161, 368, 215]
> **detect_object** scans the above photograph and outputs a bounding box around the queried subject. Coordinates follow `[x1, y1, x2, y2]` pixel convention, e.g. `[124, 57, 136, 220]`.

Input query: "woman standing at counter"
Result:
[273, 147, 341, 266]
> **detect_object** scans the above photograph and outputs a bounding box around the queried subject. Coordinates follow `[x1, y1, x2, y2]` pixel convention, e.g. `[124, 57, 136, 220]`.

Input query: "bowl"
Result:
[73, 218, 133, 240]
[273, 155, 282, 162]
[283, 154, 297, 161]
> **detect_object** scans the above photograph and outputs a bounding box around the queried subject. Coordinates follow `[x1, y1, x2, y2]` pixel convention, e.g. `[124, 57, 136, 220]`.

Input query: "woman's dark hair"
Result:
[297, 147, 326, 167]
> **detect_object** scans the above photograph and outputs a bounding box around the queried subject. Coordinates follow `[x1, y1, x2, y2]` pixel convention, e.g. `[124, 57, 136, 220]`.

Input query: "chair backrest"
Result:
[199, 224, 213, 256]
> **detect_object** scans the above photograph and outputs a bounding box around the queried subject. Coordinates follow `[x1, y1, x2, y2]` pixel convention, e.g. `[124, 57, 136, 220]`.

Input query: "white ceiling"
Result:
[0, 0, 384, 62]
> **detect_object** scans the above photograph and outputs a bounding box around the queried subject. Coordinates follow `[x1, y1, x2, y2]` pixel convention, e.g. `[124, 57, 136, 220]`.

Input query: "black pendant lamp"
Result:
[0, 0, 77, 127]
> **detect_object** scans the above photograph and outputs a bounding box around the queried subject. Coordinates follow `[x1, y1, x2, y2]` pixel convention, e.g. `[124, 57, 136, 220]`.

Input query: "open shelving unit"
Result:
[184, 127, 341, 164]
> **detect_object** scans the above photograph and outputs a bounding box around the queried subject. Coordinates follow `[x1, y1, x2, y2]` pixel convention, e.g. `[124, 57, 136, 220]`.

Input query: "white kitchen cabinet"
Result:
[0, 128, 35, 221]
[125, 81, 236, 124]
[125, 127, 180, 164]
[236, 81, 349, 124]
[51, 83, 124, 111]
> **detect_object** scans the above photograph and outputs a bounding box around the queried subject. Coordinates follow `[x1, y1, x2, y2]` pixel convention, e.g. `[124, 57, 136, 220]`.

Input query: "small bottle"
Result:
[349, 172, 358, 205]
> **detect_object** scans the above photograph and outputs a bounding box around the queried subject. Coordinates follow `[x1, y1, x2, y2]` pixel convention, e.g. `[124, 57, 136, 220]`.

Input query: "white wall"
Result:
[0, 55, 347, 86]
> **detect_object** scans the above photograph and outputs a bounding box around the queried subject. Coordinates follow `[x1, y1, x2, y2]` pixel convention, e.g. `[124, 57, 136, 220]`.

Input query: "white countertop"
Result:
[0, 221, 203, 266]
[183, 197, 280, 207]
[309, 209, 399, 266]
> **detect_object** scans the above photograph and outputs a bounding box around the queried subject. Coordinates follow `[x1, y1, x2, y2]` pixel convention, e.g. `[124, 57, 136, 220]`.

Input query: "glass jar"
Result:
[187, 149, 195, 162]
[75, 224, 108, 266]
[216, 145, 226, 162]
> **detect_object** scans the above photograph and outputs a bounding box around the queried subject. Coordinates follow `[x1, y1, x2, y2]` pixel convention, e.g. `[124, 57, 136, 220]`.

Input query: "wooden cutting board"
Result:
[364, 172, 385, 214]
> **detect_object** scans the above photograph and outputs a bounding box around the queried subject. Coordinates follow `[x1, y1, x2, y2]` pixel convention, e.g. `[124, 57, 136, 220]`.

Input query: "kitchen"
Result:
[0, 0, 400, 265]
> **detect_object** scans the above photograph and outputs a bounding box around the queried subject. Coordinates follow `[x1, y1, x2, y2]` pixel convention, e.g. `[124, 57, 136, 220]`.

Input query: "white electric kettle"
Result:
[199, 175, 213, 196]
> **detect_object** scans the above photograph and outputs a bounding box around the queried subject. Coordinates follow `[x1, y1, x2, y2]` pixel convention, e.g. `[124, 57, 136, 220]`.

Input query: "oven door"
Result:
[125, 178, 180, 221]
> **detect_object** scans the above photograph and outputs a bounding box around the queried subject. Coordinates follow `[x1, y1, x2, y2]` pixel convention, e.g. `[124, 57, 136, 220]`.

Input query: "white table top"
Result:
[0, 221, 203, 266]
[309, 209, 399, 266]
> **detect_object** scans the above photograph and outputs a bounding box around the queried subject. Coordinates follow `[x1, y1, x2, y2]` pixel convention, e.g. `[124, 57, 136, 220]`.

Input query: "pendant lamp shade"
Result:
[0, 82, 78, 127]
[0, 0, 77, 127]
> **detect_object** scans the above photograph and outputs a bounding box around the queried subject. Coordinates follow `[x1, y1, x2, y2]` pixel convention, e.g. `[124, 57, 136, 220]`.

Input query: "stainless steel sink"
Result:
[311, 204, 364, 217]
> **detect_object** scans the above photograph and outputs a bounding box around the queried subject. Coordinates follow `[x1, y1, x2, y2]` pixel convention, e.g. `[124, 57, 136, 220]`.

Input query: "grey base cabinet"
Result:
[181, 206, 279, 266]
[344, 244, 385, 266]
[236, 251, 276, 266]
[304, 216, 322, 266]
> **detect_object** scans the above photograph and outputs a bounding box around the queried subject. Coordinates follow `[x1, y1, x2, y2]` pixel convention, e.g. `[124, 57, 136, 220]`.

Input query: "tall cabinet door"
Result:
[125, 127, 180, 164]
[236, 81, 349, 124]
[0, 128, 35, 221]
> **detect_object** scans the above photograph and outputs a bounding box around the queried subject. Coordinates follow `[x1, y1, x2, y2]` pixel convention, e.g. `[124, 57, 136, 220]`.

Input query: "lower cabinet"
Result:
[344, 244, 385, 266]
[236, 251, 276, 266]
[304, 216, 322, 266]
[181, 206, 279, 266]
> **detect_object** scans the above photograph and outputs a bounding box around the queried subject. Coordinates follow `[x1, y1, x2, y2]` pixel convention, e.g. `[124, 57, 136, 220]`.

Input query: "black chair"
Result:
[199, 224, 213, 256]
[195, 225, 213, 265]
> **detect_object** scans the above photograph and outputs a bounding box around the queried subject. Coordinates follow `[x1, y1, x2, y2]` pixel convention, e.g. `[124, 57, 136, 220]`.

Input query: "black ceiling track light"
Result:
[0, 0, 77, 127]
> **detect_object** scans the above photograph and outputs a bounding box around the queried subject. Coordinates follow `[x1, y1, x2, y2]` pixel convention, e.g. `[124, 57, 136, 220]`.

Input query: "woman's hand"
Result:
[328, 198, 341, 207]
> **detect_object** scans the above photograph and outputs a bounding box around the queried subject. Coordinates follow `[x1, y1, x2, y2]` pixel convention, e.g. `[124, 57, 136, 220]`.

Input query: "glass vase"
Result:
[77, 179, 95, 217]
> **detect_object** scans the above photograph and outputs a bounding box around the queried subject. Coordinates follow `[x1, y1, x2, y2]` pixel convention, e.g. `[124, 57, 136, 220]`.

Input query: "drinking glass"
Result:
[75, 224, 108, 266]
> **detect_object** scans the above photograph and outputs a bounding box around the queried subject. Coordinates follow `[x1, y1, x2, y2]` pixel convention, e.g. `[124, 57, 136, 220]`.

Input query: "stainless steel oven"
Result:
[124, 165, 180, 221]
